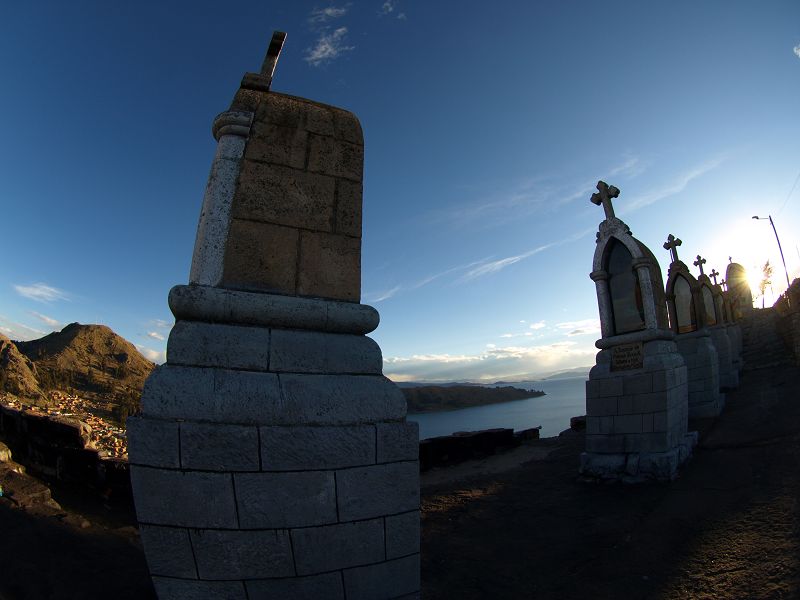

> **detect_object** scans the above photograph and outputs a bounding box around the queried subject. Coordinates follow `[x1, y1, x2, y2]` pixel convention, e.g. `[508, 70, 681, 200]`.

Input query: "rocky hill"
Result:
[5, 323, 155, 412]
[403, 385, 544, 413]
[0, 333, 45, 402]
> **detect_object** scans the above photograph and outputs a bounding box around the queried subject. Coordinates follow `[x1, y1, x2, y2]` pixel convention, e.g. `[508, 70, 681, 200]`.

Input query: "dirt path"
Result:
[421, 364, 800, 599]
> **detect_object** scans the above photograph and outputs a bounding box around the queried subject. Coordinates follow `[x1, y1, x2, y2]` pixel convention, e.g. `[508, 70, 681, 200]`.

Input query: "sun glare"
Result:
[701, 217, 786, 307]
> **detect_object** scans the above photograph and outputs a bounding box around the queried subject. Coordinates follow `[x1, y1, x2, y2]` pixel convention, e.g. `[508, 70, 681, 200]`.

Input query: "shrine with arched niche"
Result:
[663, 241, 722, 419]
[582, 182, 695, 483]
[696, 256, 739, 390]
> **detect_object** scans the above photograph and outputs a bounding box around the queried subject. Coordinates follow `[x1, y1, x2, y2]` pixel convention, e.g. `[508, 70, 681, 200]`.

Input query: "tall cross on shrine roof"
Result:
[590, 180, 620, 220]
[710, 269, 720, 285]
[694, 255, 707, 276]
[242, 31, 287, 92]
[663, 234, 682, 264]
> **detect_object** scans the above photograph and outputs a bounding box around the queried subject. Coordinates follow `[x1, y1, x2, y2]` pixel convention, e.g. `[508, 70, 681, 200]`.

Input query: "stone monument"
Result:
[582, 182, 696, 482]
[663, 237, 723, 418]
[710, 268, 743, 373]
[126, 33, 420, 599]
[725, 258, 753, 319]
[695, 255, 738, 390]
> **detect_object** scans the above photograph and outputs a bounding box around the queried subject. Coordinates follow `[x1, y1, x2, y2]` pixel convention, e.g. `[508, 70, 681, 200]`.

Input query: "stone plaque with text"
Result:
[611, 342, 643, 371]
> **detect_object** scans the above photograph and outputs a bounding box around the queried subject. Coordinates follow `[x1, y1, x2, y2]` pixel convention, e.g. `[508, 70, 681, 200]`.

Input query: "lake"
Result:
[407, 376, 587, 440]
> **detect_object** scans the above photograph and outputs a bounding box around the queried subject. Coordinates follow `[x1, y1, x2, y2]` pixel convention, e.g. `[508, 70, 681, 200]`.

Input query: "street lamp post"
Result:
[752, 214, 792, 291]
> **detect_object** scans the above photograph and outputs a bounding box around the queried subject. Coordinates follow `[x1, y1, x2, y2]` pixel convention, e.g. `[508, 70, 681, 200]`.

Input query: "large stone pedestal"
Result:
[675, 329, 723, 419]
[128, 286, 420, 599]
[582, 333, 697, 482]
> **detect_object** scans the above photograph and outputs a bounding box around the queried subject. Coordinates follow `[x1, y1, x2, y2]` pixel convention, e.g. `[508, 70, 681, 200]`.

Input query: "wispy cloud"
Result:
[623, 157, 725, 213]
[29, 311, 60, 328]
[436, 155, 647, 230]
[794, 44, 800, 59]
[146, 331, 165, 341]
[364, 257, 490, 303]
[383, 341, 594, 382]
[136, 344, 166, 364]
[305, 27, 354, 66]
[150, 319, 172, 329]
[530, 320, 546, 330]
[380, 0, 406, 18]
[13, 282, 69, 303]
[555, 318, 600, 337]
[370, 285, 402, 303]
[0, 316, 45, 341]
[310, 5, 349, 23]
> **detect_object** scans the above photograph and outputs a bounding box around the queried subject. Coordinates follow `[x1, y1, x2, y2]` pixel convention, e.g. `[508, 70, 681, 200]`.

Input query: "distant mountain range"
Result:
[0, 323, 155, 414]
[402, 385, 545, 414]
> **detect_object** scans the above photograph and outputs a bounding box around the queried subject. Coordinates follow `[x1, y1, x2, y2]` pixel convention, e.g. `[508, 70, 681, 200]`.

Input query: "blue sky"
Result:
[1, 1, 799, 381]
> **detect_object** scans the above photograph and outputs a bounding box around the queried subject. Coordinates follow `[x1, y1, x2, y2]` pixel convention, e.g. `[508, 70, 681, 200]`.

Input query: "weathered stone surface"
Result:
[332, 108, 363, 145]
[151, 577, 247, 600]
[141, 366, 281, 424]
[167, 321, 271, 370]
[138, 525, 197, 578]
[245, 122, 308, 169]
[335, 179, 363, 238]
[190, 529, 294, 580]
[189, 136, 247, 287]
[235, 471, 337, 528]
[386, 510, 420, 559]
[232, 162, 335, 232]
[336, 462, 419, 521]
[291, 518, 384, 575]
[180, 421, 260, 471]
[343, 555, 421, 600]
[278, 374, 406, 424]
[297, 231, 361, 302]
[130, 466, 237, 528]
[260, 425, 375, 470]
[269, 329, 382, 374]
[125, 416, 179, 468]
[376, 422, 419, 463]
[168, 284, 380, 335]
[307, 135, 364, 181]
[246, 573, 345, 600]
[221, 218, 299, 294]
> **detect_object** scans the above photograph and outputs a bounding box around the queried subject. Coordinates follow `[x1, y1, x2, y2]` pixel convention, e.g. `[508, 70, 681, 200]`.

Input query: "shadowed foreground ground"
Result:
[1, 364, 798, 599]
[422, 364, 800, 599]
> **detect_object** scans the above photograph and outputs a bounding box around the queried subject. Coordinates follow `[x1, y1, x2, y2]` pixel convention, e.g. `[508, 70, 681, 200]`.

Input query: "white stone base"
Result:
[580, 431, 698, 482]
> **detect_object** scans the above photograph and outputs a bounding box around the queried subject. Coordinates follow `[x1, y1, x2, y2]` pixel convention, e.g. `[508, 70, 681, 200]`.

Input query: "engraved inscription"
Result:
[611, 342, 643, 371]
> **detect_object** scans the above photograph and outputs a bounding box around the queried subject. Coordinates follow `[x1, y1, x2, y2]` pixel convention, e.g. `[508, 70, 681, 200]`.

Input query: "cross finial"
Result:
[710, 269, 720, 285]
[694, 255, 707, 276]
[721, 279, 728, 291]
[242, 31, 287, 92]
[261, 31, 287, 80]
[590, 180, 620, 220]
[729, 256, 732, 263]
[663, 234, 682, 264]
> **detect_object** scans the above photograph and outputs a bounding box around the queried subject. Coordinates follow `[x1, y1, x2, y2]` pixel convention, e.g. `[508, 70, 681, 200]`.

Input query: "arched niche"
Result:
[714, 293, 726, 325]
[701, 285, 717, 326]
[604, 238, 646, 335]
[673, 275, 697, 333]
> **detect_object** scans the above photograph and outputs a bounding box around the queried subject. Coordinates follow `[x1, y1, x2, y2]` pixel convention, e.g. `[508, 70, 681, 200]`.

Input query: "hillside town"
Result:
[0, 390, 127, 459]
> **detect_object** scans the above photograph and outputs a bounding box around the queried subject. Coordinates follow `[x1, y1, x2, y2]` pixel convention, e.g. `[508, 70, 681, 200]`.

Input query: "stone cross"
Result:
[721, 279, 728, 291]
[710, 269, 720, 285]
[729, 256, 732, 263]
[663, 234, 682, 264]
[590, 180, 620, 220]
[241, 31, 287, 92]
[694, 255, 707, 276]
[260, 30, 287, 82]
